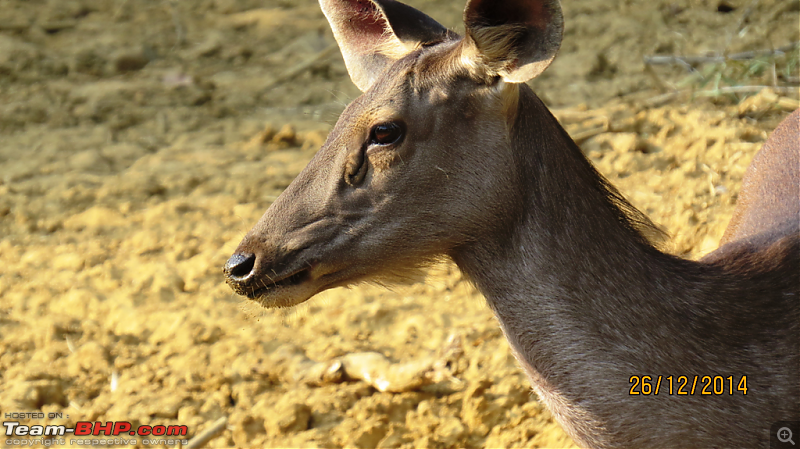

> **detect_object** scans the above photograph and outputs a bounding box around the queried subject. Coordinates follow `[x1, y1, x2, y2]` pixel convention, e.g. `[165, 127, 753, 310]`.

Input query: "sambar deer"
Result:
[224, 0, 800, 446]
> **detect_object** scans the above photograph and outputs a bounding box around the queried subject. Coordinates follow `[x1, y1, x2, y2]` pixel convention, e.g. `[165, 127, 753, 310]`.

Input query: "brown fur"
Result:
[225, 1, 800, 447]
[451, 86, 799, 448]
[720, 108, 799, 246]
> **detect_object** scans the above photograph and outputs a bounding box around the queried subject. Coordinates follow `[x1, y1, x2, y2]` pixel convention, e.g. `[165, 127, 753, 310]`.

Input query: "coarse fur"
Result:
[450, 86, 799, 448]
[225, 0, 800, 447]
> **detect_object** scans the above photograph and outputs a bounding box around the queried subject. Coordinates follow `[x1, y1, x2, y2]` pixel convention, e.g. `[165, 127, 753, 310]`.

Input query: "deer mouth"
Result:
[225, 234, 352, 308]
[246, 267, 312, 299]
[222, 257, 323, 308]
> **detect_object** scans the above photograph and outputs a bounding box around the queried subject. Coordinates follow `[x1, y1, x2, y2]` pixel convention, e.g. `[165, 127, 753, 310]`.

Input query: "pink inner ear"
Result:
[343, 0, 390, 53]
[526, 2, 549, 31]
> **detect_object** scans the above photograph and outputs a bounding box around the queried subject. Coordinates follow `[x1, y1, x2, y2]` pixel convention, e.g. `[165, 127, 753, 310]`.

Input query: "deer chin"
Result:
[223, 261, 312, 308]
[230, 261, 355, 309]
[247, 282, 318, 309]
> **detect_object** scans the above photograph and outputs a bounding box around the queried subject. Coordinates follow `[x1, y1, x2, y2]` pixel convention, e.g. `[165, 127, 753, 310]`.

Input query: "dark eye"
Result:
[370, 122, 404, 146]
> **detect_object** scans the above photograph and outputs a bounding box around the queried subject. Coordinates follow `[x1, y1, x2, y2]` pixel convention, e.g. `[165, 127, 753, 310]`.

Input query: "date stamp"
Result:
[629, 375, 748, 396]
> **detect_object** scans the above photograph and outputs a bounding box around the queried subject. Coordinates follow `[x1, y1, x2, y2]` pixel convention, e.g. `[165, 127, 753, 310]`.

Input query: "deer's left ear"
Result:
[462, 0, 563, 83]
[320, 0, 452, 92]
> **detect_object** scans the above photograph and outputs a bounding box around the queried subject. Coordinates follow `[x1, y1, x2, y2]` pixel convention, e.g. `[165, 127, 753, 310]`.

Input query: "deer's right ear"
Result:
[320, 0, 451, 92]
[462, 0, 563, 83]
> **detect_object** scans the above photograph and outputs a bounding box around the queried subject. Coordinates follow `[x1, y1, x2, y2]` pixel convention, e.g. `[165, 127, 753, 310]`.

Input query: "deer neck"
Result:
[452, 85, 676, 314]
[449, 86, 692, 443]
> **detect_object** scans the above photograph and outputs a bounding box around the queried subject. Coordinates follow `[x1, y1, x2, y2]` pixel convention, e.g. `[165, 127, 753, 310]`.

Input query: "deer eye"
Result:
[370, 122, 404, 146]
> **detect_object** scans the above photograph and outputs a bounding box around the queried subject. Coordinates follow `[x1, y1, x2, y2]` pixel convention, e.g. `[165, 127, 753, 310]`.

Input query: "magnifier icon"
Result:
[778, 427, 796, 445]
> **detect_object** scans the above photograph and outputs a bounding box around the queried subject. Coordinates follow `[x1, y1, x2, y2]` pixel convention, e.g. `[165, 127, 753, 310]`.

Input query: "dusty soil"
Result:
[0, 0, 797, 448]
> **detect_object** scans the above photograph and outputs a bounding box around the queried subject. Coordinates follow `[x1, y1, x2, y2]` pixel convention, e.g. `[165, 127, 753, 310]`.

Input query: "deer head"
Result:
[224, 0, 564, 307]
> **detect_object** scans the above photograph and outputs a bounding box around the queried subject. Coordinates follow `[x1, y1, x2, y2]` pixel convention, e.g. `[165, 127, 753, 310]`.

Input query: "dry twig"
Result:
[722, 0, 761, 53]
[0, 22, 30, 32]
[642, 85, 800, 108]
[693, 85, 799, 96]
[164, 0, 186, 47]
[273, 333, 464, 393]
[571, 125, 609, 143]
[184, 417, 228, 449]
[644, 42, 799, 67]
[261, 43, 338, 93]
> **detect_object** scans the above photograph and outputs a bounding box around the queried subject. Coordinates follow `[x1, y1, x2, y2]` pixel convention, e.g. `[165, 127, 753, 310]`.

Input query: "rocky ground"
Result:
[0, 0, 797, 447]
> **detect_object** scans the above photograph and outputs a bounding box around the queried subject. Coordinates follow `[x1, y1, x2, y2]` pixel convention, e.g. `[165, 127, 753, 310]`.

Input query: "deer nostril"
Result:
[225, 253, 257, 280]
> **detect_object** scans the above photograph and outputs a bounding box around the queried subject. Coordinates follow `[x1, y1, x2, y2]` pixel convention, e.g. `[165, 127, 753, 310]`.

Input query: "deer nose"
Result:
[224, 252, 257, 281]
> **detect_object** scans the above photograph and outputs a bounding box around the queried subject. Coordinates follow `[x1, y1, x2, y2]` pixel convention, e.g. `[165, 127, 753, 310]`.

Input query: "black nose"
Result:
[224, 253, 256, 281]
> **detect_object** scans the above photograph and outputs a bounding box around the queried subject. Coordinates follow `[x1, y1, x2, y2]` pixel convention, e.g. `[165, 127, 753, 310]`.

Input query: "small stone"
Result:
[434, 416, 466, 446]
[177, 405, 198, 423]
[72, 48, 106, 76]
[68, 341, 110, 375]
[231, 413, 265, 447]
[264, 401, 311, 436]
[461, 380, 500, 437]
[377, 425, 410, 448]
[3, 380, 68, 409]
[190, 31, 223, 58]
[63, 207, 126, 231]
[350, 419, 389, 448]
[52, 253, 84, 271]
[607, 132, 640, 153]
[243, 124, 276, 151]
[150, 394, 185, 418]
[113, 51, 149, 73]
[271, 124, 297, 147]
[68, 149, 106, 171]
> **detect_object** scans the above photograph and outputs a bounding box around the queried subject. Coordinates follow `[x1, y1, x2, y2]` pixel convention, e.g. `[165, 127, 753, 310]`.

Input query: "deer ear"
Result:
[320, 0, 451, 92]
[462, 0, 563, 83]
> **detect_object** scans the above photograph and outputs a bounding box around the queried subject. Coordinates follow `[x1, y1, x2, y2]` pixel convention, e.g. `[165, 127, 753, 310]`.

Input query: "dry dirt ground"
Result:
[0, 0, 798, 448]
